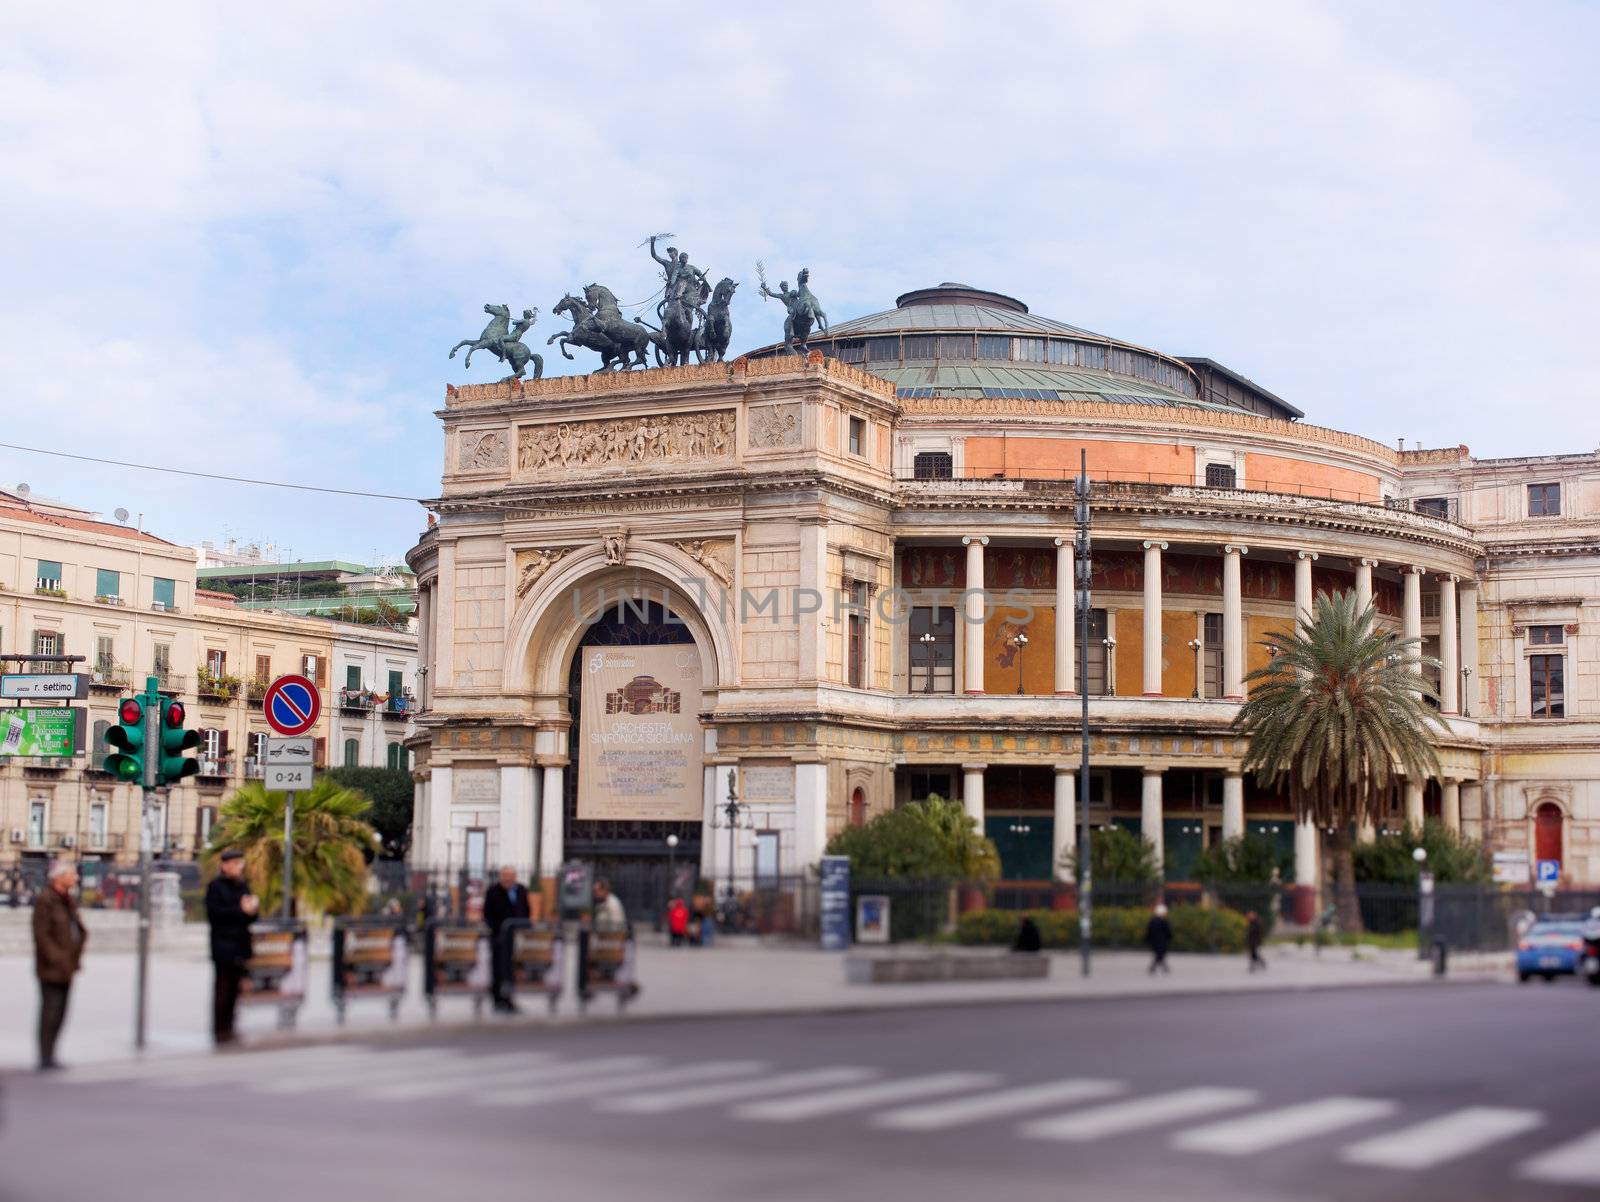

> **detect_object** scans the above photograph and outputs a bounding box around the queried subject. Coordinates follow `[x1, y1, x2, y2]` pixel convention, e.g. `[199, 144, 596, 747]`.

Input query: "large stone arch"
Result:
[502, 540, 736, 704]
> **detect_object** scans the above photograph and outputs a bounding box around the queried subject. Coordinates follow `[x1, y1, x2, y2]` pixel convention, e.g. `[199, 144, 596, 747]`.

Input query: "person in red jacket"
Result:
[667, 896, 690, 946]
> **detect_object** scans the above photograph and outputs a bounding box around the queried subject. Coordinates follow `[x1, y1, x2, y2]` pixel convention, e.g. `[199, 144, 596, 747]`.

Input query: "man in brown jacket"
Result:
[33, 860, 86, 1071]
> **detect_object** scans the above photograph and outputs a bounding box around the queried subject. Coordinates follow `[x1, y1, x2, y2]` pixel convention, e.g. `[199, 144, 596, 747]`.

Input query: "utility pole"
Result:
[1075, 450, 1093, 978]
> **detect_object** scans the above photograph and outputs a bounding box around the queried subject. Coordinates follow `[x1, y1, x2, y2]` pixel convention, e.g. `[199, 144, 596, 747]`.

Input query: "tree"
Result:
[1061, 825, 1160, 895]
[204, 777, 377, 916]
[1353, 821, 1490, 885]
[824, 796, 1000, 880]
[322, 766, 413, 860]
[1192, 833, 1288, 932]
[1232, 590, 1445, 931]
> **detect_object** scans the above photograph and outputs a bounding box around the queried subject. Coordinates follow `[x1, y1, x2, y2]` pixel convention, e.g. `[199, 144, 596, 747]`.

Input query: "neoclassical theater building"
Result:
[407, 284, 1600, 893]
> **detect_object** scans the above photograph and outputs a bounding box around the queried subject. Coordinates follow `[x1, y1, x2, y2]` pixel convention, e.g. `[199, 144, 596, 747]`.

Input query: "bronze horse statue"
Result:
[693, 278, 738, 363]
[448, 303, 543, 381]
[547, 286, 663, 372]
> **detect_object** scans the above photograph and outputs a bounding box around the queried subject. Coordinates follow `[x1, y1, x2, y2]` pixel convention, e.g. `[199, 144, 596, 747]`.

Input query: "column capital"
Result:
[1296, 550, 1319, 562]
[960, 762, 988, 773]
[1358, 557, 1379, 568]
[1053, 764, 1077, 776]
[1141, 765, 1167, 777]
[1443, 573, 1458, 584]
[1224, 769, 1244, 780]
[962, 535, 989, 547]
[1054, 536, 1069, 548]
[1223, 543, 1249, 556]
[1405, 564, 1425, 576]
[1459, 577, 1480, 591]
[1142, 540, 1169, 551]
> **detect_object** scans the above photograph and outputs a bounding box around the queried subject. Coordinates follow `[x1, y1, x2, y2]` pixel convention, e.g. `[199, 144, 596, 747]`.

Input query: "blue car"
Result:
[1517, 920, 1586, 982]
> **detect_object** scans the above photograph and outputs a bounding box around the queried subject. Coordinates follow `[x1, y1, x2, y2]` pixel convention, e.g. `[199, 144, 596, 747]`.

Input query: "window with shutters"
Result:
[388, 670, 404, 697]
[913, 451, 953, 480]
[1202, 612, 1224, 699]
[846, 580, 869, 688]
[1530, 655, 1565, 719]
[314, 736, 327, 766]
[153, 643, 171, 685]
[1085, 609, 1111, 696]
[302, 653, 325, 686]
[35, 560, 62, 590]
[95, 635, 115, 680]
[1204, 462, 1237, 489]
[343, 738, 360, 767]
[206, 649, 226, 675]
[255, 654, 272, 682]
[387, 742, 404, 771]
[847, 416, 866, 457]
[91, 720, 112, 768]
[346, 664, 362, 691]
[908, 606, 955, 693]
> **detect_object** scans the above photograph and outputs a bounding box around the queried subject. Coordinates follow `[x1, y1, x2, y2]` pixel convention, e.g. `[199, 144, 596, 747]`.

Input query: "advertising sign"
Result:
[577, 644, 703, 821]
[0, 674, 87, 701]
[819, 855, 851, 951]
[332, 919, 409, 1017]
[0, 708, 77, 757]
[1492, 851, 1531, 885]
[856, 895, 891, 944]
[241, 922, 309, 1009]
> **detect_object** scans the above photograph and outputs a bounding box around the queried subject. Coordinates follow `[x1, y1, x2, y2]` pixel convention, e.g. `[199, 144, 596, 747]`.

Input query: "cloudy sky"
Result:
[3, 1, 1596, 563]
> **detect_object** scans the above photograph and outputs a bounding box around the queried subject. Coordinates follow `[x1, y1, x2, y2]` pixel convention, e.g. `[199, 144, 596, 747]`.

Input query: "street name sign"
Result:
[264, 735, 315, 791]
[263, 675, 320, 737]
[0, 673, 88, 701]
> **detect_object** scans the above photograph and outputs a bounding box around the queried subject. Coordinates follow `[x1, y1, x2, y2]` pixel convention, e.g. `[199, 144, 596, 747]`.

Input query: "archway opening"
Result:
[1534, 802, 1564, 868]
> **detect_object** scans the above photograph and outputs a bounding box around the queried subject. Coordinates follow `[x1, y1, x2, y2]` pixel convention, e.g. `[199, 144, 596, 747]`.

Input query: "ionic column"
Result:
[1294, 816, 1320, 888]
[1222, 772, 1245, 841]
[537, 762, 565, 877]
[1459, 582, 1480, 717]
[1141, 768, 1165, 873]
[1295, 551, 1317, 629]
[961, 763, 986, 828]
[963, 536, 988, 694]
[1054, 537, 1075, 695]
[1439, 574, 1459, 715]
[1405, 778, 1425, 829]
[1142, 540, 1167, 697]
[1355, 557, 1377, 614]
[1441, 779, 1461, 833]
[1403, 565, 1424, 674]
[1222, 544, 1248, 700]
[1053, 766, 1076, 880]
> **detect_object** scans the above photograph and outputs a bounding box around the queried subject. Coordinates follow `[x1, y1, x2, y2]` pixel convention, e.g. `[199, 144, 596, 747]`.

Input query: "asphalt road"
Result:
[3, 980, 1598, 1202]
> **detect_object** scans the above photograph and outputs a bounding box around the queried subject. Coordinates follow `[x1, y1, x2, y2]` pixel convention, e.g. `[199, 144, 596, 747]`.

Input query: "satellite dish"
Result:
[114, 508, 130, 523]
[15, 483, 29, 497]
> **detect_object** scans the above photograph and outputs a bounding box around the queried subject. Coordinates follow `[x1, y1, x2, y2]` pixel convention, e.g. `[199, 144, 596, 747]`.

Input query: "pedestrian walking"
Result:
[33, 861, 86, 1071]
[483, 865, 530, 1013]
[592, 878, 628, 933]
[1012, 915, 1043, 953]
[1246, 911, 1266, 972]
[205, 849, 258, 1046]
[1145, 903, 1173, 975]
[667, 896, 690, 946]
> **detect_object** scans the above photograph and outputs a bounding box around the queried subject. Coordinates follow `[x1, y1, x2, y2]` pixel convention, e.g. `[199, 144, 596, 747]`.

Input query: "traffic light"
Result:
[157, 698, 201, 786]
[104, 696, 148, 783]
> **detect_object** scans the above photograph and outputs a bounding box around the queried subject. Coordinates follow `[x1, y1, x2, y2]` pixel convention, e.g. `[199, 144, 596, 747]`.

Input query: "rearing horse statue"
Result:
[448, 303, 543, 381]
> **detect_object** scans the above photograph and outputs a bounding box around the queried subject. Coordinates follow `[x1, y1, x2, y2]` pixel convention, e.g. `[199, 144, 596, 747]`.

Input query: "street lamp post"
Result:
[1008, 631, 1029, 694]
[1187, 637, 1202, 699]
[919, 631, 937, 694]
[1461, 667, 1472, 717]
[716, 768, 749, 915]
[665, 833, 679, 903]
[1102, 637, 1117, 696]
[1413, 846, 1432, 960]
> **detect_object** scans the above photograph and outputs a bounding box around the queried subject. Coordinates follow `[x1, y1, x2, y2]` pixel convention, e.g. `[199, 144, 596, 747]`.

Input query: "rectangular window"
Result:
[902, 335, 937, 360]
[1528, 483, 1561, 517]
[846, 581, 868, 689]
[95, 635, 115, 678]
[206, 649, 226, 675]
[388, 670, 404, 697]
[148, 802, 168, 853]
[1202, 612, 1223, 699]
[1413, 497, 1450, 519]
[346, 665, 362, 691]
[847, 416, 866, 457]
[1085, 609, 1111, 696]
[1528, 624, 1565, 646]
[91, 719, 111, 764]
[343, 738, 360, 767]
[255, 654, 272, 683]
[302, 653, 325, 686]
[88, 803, 107, 848]
[153, 643, 171, 677]
[152, 577, 175, 610]
[1204, 462, 1237, 489]
[976, 335, 1011, 360]
[908, 605, 956, 694]
[834, 340, 866, 364]
[28, 801, 46, 849]
[1422, 593, 1440, 619]
[866, 338, 899, 363]
[387, 742, 404, 771]
[197, 806, 216, 847]
[33, 630, 60, 657]
[95, 568, 120, 599]
[912, 451, 953, 480]
[35, 560, 62, 589]
[908, 771, 952, 803]
[203, 728, 222, 759]
[464, 828, 488, 880]
[938, 334, 973, 359]
[1012, 337, 1046, 363]
[1530, 654, 1565, 719]
[754, 831, 781, 887]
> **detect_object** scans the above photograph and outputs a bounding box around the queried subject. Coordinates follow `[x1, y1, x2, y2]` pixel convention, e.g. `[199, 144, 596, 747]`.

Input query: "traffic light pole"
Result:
[135, 675, 158, 1051]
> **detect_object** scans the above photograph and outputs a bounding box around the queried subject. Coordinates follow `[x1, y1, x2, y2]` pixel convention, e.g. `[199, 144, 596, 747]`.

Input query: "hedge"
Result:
[953, 905, 1249, 954]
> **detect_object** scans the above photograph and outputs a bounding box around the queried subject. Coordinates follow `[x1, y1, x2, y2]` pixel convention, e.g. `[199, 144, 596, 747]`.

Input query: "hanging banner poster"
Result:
[577, 644, 703, 821]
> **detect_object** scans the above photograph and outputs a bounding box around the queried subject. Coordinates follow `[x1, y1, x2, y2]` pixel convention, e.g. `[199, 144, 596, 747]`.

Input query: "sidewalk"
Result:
[0, 930, 1513, 1070]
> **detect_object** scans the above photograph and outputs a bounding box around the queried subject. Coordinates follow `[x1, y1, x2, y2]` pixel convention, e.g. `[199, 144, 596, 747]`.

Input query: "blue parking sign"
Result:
[1536, 859, 1561, 886]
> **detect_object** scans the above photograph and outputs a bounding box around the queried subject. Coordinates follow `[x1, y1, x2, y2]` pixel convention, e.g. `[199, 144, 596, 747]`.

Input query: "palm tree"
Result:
[203, 777, 377, 916]
[1232, 590, 1445, 931]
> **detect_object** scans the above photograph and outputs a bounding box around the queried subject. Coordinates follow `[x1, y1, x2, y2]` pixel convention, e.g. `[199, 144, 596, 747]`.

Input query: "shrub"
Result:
[1192, 834, 1287, 935]
[1061, 825, 1160, 887]
[825, 796, 999, 881]
[953, 905, 1248, 954]
[1353, 821, 1490, 885]
[1170, 906, 1248, 953]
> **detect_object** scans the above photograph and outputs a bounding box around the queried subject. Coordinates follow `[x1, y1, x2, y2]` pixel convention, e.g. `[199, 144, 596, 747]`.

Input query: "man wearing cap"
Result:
[33, 860, 86, 1071]
[206, 849, 259, 1045]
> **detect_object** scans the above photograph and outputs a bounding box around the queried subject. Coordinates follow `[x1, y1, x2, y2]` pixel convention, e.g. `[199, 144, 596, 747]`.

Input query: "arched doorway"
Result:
[1534, 802, 1564, 869]
[563, 598, 703, 922]
[850, 787, 866, 828]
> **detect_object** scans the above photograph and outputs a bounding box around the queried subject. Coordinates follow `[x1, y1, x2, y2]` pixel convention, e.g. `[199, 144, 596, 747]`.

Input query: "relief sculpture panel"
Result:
[518, 410, 736, 474]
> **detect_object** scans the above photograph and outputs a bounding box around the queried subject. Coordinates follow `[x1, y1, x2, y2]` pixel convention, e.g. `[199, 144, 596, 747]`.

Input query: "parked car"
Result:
[1581, 909, 1600, 987]
[1517, 918, 1587, 982]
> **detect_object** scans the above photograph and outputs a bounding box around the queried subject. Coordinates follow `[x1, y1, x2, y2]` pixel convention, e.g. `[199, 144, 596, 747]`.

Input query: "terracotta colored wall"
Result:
[1246, 613, 1292, 679]
[983, 604, 1056, 695]
[964, 437, 1196, 484]
[1244, 452, 1382, 503]
[1114, 608, 1143, 697]
[1164, 610, 1199, 698]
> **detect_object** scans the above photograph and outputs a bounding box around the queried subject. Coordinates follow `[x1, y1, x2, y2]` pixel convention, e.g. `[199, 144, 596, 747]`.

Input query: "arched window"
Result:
[850, 787, 866, 828]
[1534, 802, 1564, 868]
[342, 738, 360, 768]
[386, 742, 404, 771]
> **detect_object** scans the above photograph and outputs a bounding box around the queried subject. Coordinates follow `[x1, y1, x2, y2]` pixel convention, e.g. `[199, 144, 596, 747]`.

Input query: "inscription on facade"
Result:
[453, 767, 500, 803]
[741, 762, 795, 804]
[517, 411, 736, 473]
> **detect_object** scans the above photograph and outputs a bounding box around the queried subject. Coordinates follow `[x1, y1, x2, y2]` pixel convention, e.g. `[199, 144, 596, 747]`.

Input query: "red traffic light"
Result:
[164, 700, 186, 727]
[118, 698, 144, 725]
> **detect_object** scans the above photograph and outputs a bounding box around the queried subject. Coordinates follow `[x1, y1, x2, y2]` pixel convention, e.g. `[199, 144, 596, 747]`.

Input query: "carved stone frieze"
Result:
[514, 547, 571, 598]
[672, 539, 735, 588]
[517, 410, 735, 473]
[459, 429, 509, 471]
[749, 403, 801, 449]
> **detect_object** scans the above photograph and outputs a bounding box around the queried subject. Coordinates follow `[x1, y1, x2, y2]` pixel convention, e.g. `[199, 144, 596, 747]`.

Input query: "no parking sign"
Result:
[263, 675, 321, 737]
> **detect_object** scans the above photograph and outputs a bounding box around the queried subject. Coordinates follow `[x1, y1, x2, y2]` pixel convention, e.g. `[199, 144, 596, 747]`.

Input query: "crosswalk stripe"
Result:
[1341, 1106, 1544, 1170]
[1173, 1097, 1396, 1155]
[1519, 1130, 1600, 1186]
[599, 1067, 878, 1115]
[873, 1078, 1128, 1133]
[733, 1072, 999, 1122]
[151, 1048, 391, 1088]
[1021, 1087, 1259, 1142]
[60, 1045, 380, 1084]
[478, 1060, 768, 1107]
[363, 1055, 654, 1101]
[356, 1053, 561, 1099]
[253, 1049, 463, 1094]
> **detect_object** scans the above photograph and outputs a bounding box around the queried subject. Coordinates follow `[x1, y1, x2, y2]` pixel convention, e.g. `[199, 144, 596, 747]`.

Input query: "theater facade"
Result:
[407, 284, 1600, 893]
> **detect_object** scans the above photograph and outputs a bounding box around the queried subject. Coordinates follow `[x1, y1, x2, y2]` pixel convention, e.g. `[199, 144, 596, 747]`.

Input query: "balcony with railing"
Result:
[246, 677, 269, 704]
[92, 659, 133, 691]
[94, 594, 126, 607]
[244, 757, 265, 780]
[340, 688, 376, 715]
[196, 756, 232, 782]
[152, 670, 186, 693]
[382, 694, 414, 721]
[34, 577, 66, 598]
[196, 666, 241, 706]
[84, 831, 125, 852]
